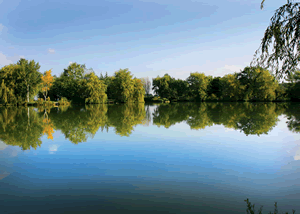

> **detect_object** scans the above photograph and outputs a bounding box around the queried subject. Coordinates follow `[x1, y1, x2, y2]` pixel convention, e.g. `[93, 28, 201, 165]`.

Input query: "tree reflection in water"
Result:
[0, 102, 298, 150]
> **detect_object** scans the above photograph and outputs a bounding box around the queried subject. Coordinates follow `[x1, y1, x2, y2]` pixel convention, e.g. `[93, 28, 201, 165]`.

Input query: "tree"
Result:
[132, 78, 145, 103]
[207, 77, 222, 100]
[187, 72, 210, 101]
[152, 74, 177, 99]
[236, 66, 278, 101]
[84, 72, 107, 104]
[41, 69, 54, 101]
[141, 77, 151, 95]
[221, 74, 245, 101]
[111, 69, 135, 102]
[16, 58, 41, 102]
[286, 70, 300, 100]
[253, 0, 300, 78]
[63, 62, 86, 79]
[50, 62, 89, 103]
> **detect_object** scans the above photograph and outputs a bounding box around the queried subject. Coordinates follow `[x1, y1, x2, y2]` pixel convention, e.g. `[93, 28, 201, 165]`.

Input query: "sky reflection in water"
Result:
[0, 102, 299, 214]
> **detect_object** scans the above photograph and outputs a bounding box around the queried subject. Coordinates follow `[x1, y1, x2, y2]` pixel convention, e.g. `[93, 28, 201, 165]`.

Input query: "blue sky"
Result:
[0, 0, 285, 79]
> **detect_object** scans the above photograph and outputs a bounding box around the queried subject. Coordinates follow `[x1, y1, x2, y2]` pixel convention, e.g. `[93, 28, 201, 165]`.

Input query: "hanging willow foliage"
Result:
[252, 0, 300, 79]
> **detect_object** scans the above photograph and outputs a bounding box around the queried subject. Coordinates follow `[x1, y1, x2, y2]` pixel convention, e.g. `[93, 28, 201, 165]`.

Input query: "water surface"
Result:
[0, 102, 299, 214]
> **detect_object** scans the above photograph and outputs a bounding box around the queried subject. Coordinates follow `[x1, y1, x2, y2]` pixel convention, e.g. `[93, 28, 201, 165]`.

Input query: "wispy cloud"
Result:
[49, 144, 59, 154]
[0, 52, 13, 66]
[48, 48, 55, 54]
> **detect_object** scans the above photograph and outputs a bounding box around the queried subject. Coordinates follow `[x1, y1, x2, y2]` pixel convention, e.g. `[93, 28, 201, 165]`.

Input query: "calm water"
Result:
[0, 102, 299, 214]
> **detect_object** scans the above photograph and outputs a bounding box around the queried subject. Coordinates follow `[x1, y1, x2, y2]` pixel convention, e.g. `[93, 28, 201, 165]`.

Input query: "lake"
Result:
[0, 102, 299, 214]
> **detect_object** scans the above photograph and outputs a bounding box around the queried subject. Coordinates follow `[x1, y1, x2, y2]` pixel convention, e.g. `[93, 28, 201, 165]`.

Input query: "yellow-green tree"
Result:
[84, 72, 107, 104]
[187, 72, 211, 101]
[111, 69, 134, 103]
[0, 64, 21, 104]
[41, 69, 54, 101]
[221, 74, 245, 101]
[132, 78, 145, 103]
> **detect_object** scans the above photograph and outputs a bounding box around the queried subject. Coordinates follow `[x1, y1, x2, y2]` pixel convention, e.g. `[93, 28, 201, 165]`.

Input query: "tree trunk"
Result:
[27, 85, 30, 103]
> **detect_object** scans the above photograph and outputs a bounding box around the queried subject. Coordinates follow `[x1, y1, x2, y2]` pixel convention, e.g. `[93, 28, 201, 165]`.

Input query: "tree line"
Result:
[0, 59, 145, 105]
[152, 66, 300, 102]
[1, 59, 300, 105]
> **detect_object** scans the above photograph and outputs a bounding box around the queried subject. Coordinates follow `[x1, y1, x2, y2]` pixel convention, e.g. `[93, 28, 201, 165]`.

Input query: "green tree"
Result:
[50, 62, 89, 103]
[207, 77, 222, 100]
[132, 78, 145, 103]
[0, 64, 19, 104]
[110, 69, 135, 102]
[236, 66, 278, 101]
[152, 74, 173, 99]
[187, 72, 210, 101]
[253, 0, 300, 78]
[84, 72, 107, 104]
[221, 73, 245, 101]
[285, 70, 300, 101]
[16, 58, 41, 102]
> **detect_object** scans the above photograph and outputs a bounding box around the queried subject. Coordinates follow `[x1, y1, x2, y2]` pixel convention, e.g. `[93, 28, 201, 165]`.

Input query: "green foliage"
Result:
[16, 58, 41, 102]
[236, 66, 278, 101]
[108, 69, 144, 103]
[0, 60, 41, 104]
[84, 72, 107, 104]
[285, 70, 300, 101]
[187, 72, 211, 101]
[207, 77, 222, 100]
[152, 74, 189, 100]
[221, 73, 244, 101]
[63, 62, 87, 80]
[132, 78, 145, 103]
[110, 68, 134, 102]
[253, 0, 300, 78]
